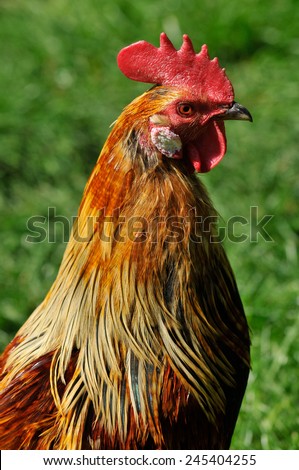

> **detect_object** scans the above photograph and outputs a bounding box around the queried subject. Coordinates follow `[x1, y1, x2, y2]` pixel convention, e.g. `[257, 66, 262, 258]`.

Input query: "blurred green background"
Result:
[0, 0, 298, 449]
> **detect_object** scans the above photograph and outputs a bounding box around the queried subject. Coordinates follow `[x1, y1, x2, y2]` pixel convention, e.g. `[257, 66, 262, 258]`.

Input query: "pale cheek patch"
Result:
[150, 126, 182, 159]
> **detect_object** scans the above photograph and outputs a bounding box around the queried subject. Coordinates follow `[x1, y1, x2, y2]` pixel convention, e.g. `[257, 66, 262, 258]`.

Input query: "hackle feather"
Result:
[0, 87, 250, 449]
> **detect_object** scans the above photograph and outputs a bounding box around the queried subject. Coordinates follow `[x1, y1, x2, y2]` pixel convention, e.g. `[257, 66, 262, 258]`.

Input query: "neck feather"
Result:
[3, 106, 249, 448]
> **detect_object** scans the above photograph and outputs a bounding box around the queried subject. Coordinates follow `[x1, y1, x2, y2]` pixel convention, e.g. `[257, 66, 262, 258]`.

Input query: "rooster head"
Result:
[117, 33, 252, 173]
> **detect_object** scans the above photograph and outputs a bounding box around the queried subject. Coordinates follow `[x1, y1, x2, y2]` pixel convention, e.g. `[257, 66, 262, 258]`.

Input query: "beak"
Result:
[221, 101, 253, 122]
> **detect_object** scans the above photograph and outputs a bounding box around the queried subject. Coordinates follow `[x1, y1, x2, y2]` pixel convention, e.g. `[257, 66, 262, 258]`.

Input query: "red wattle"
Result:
[187, 121, 227, 173]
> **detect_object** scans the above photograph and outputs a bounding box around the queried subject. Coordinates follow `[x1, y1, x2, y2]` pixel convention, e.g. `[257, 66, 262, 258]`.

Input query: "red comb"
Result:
[117, 33, 234, 103]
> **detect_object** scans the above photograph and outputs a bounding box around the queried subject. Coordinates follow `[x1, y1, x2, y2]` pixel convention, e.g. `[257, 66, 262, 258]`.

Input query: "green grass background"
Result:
[0, 0, 298, 449]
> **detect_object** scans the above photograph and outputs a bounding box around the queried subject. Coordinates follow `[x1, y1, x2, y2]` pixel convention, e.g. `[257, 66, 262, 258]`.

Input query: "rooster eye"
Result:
[177, 103, 195, 117]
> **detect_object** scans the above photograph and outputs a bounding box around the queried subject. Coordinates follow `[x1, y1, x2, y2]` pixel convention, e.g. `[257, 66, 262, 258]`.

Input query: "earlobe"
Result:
[150, 127, 183, 159]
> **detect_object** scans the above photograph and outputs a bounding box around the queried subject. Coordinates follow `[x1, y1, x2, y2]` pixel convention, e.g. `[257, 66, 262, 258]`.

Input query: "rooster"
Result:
[0, 33, 252, 449]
